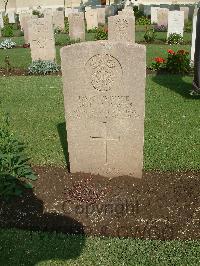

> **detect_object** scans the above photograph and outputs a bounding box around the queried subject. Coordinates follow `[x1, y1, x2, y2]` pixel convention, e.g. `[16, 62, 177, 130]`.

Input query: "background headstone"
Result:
[65, 8, 79, 17]
[85, 9, 98, 30]
[29, 17, 56, 61]
[68, 12, 85, 41]
[151, 7, 160, 24]
[97, 8, 105, 25]
[157, 8, 169, 27]
[0, 13, 4, 28]
[180, 6, 189, 22]
[53, 10, 65, 30]
[108, 14, 135, 42]
[167, 11, 184, 37]
[61, 41, 146, 178]
[7, 11, 15, 23]
[191, 7, 198, 64]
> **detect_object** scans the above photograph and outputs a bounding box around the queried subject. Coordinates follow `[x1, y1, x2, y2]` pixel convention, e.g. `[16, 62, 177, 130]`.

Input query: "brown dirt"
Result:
[0, 166, 199, 240]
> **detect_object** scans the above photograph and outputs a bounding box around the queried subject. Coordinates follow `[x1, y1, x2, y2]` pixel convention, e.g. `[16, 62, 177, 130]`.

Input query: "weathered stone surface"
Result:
[22, 14, 36, 44]
[151, 7, 160, 24]
[65, 8, 79, 17]
[85, 9, 98, 30]
[29, 17, 56, 61]
[108, 14, 135, 42]
[0, 13, 4, 28]
[180, 6, 189, 21]
[53, 10, 65, 29]
[61, 41, 146, 178]
[157, 8, 168, 26]
[68, 12, 85, 41]
[167, 11, 184, 37]
[7, 11, 15, 23]
[191, 8, 198, 64]
[97, 7, 105, 25]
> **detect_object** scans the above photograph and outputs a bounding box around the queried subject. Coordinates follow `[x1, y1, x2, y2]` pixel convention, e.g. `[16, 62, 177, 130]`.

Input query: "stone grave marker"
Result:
[151, 7, 160, 24]
[167, 11, 184, 37]
[85, 9, 98, 30]
[7, 11, 15, 23]
[29, 17, 56, 61]
[68, 12, 85, 41]
[157, 8, 169, 27]
[180, 6, 189, 22]
[108, 14, 135, 42]
[191, 7, 198, 64]
[61, 41, 146, 178]
[65, 8, 79, 17]
[53, 10, 65, 30]
[0, 13, 4, 28]
[97, 7, 105, 25]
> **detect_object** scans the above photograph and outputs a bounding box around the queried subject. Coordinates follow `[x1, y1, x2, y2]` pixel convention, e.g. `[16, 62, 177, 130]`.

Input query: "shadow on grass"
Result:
[152, 73, 200, 100]
[0, 189, 85, 265]
[57, 122, 70, 172]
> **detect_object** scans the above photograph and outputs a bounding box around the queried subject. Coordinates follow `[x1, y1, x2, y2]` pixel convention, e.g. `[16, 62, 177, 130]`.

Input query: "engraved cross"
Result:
[90, 122, 120, 163]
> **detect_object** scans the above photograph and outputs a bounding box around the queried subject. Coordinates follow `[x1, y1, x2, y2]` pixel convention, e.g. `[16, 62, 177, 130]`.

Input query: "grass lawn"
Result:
[0, 75, 199, 171]
[0, 44, 191, 69]
[0, 228, 200, 265]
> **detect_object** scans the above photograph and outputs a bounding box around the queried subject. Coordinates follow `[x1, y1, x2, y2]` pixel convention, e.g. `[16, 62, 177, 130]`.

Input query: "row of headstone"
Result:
[61, 7, 146, 178]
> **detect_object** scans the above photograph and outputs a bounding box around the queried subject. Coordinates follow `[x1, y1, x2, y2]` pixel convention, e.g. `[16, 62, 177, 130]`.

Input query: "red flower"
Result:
[168, 49, 175, 55]
[155, 57, 165, 63]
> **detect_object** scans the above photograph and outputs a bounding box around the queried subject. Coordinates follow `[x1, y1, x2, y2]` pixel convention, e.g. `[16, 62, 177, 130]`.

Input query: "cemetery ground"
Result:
[0, 30, 200, 264]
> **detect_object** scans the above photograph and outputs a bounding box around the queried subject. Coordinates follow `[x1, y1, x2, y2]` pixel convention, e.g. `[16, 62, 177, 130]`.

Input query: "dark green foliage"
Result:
[94, 27, 108, 40]
[144, 28, 156, 43]
[0, 115, 37, 200]
[184, 20, 192, 32]
[64, 17, 69, 34]
[32, 10, 43, 18]
[166, 49, 191, 74]
[133, 6, 144, 19]
[28, 60, 60, 75]
[136, 16, 151, 25]
[167, 33, 184, 44]
[1, 25, 14, 37]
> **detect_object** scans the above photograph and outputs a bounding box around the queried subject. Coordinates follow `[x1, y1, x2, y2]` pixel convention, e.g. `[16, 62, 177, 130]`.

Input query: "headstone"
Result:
[97, 8, 105, 25]
[0, 13, 4, 28]
[191, 7, 198, 64]
[121, 6, 134, 16]
[143, 5, 151, 17]
[7, 12, 15, 23]
[193, 8, 200, 93]
[23, 15, 37, 44]
[29, 17, 56, 61]
[167, 11, 184, 37]
[105, 5, 115, 18]
[53, 10, 65, 30]
[85, 9, 98, 30]
[65, 8, 79, 18]
[180, 6, 189, 22]
[68, 12, 85, 41]
[108, 14, 135, 42]
[61, 41, 146, 178]
[157, 8, 169, 27]
[151, 7, 160, 24]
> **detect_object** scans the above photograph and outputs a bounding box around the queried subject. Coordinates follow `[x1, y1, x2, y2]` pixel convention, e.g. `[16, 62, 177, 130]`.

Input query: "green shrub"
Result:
[133, 6, 144, 19]
[166, 49, 191, 74]
[28, 60, 61, 75]
[167, 33, 184, 44]
[94, 26, 108, 40]
[1, 25, 14, 37]
[144, 28, 156, 43]
[3, 15, 9, 26]
[136, 16, 151, 25]
[0, 115, 37, 200]
[184, 20, 192, 32]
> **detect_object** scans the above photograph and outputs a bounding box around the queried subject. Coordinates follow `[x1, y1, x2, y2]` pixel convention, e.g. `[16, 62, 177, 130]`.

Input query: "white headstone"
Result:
[151, 7, 160, 24]
[7, 12, 15, 23]
[191, 8, 198, 64]
[0, 13, 4, 28]
[85, 9, 98, 30]
[167, 11, 184, 37]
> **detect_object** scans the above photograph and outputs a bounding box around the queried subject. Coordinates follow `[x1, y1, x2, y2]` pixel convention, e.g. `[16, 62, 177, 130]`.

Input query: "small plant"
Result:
[3, 15, 9, 26]
[154, 24, 167, 32]
[136, 16, 151, 25]
[1, 25, 14, 37]
[0, 115, 37, 200]
[0, 39, 16, 49]
[167, 33, 184, 45]
[64, 17, 69, 34]
[4, 56, 12, 72]
[32, 9, 43, 18]
[144, 28, 156, 43]
[94, 26, 108, 40]
[151, 57, 166, 71]
[28, 60, 61, 75]
[54, 26, 64, 34]
[165, 49, 191, 74]
[184, 20, 192, 32]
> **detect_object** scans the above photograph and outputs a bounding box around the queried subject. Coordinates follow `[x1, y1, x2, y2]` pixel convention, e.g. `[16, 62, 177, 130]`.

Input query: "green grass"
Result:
[0, 44, 191, 69]
[0, 228, 200, 265]
[0, 75, 200, 171]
